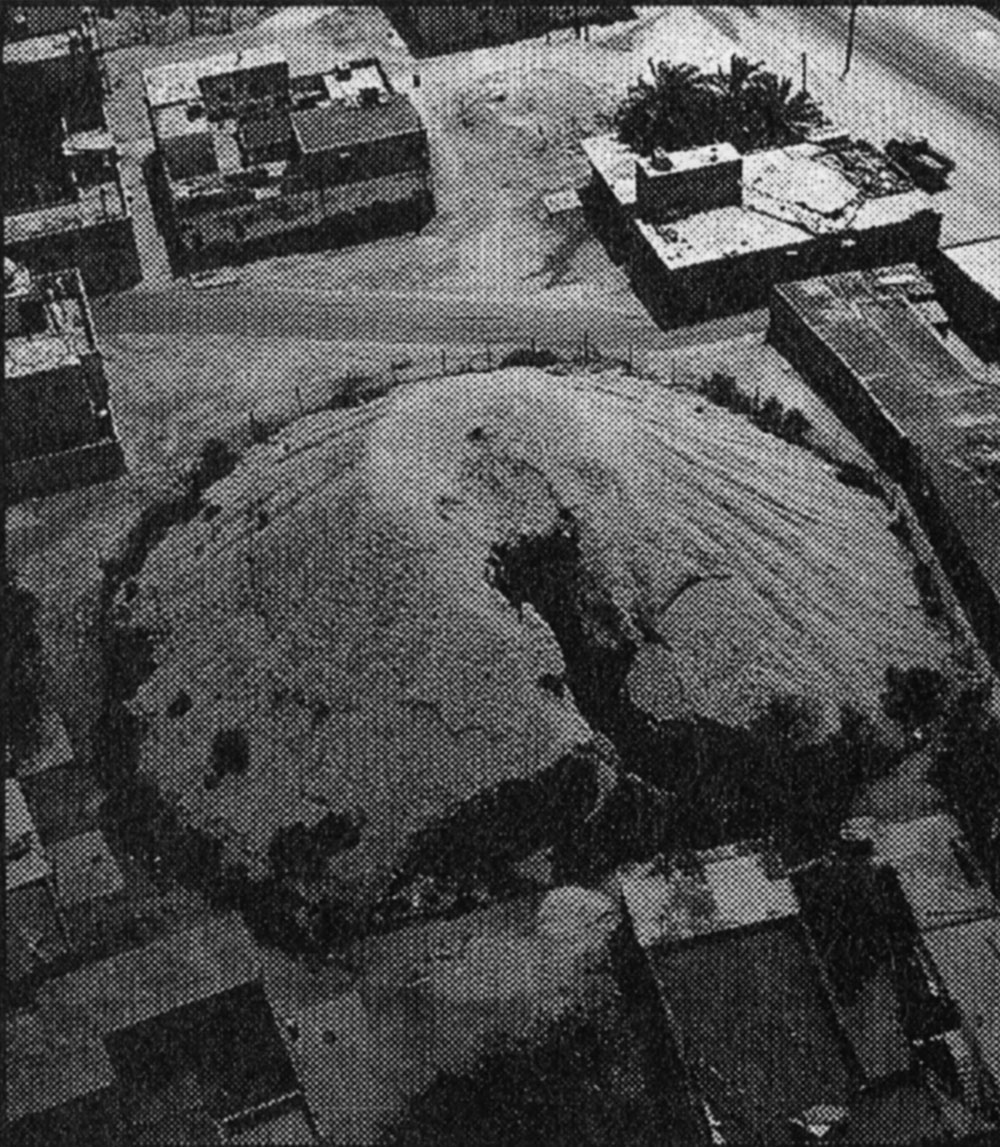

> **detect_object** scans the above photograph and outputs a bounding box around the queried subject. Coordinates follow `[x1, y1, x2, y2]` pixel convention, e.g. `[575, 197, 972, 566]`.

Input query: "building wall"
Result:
[6, 215, 142, 296]
[631, 210, 942, 324]
[5, 355, 109, 460]
[768, 291, 1000, 674]
[930, 250, 1000, 362]
[172, 168, 432, 258]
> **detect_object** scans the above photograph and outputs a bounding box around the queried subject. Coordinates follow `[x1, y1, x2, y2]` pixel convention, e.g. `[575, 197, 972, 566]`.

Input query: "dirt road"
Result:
[90, 285, 767, 354]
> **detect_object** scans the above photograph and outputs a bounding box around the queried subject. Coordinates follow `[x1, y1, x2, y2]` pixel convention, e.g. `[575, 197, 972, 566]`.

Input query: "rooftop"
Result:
[36, 913, 262, 1034]
[6, 778, 49, 891]
[291, 94, 423, 153]
[6, 1008, 116, 1126]
[583, 132, 936, 269]
[49, 831, 125, 908]
[922, 917, 1000, 1086]
[620, 841, 798, 948]
[636, 140, 741, 176]
[5, 178, 129, 244]
[7, 881, 68, 986]
[773, 271, 1000, 596]
[942, 235, 1000, 301]
[844, 813, 999, 932]
[651, 922, 856, 1142]
[144, 43, 288, 108]
[2, 26, 91, 67]
[4, 268, 97, 380]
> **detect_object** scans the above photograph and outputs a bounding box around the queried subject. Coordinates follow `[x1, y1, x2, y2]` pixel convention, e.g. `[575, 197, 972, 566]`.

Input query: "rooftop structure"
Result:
[3, 19, 141, 294]
[619, 843, 859, 1143]
[620, 840, 798, 947]
[770, 268, 1000, 671]
[582, 131, 941, 320]
[143, 48, 432, 271]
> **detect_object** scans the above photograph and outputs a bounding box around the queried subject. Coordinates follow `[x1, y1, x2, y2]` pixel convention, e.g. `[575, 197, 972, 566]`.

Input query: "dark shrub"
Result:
[880, 665, 948, 729]
[197, 436, 239, 489]
[500, 347, 561, 369]
[210, 726, 250, 776]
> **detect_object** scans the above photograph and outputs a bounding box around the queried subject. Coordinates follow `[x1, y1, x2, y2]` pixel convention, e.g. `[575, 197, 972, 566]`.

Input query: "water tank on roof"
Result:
[359, 87, 381, 108]
[650, 148, 673, 172]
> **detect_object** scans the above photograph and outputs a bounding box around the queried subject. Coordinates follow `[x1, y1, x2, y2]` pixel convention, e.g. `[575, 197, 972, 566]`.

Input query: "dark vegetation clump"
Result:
[488, 522, 894, 868]
[880, 664, 948, 730]
[931, 677, 1000, 893]
[500, 346, 561, 369]
[1, 574, 46, 769]
[378, 1002, 667, 1147]
[615, 54, 826, 156]
[210, 727, 250, 777]
[697, 372, 812, 446]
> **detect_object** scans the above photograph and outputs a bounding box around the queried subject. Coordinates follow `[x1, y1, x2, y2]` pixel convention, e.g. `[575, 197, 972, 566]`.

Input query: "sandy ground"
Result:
[117, 367, 949, 895]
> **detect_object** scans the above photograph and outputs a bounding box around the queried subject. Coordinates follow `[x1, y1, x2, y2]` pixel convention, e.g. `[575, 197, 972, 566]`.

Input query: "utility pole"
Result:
[842, 3, 858, 80]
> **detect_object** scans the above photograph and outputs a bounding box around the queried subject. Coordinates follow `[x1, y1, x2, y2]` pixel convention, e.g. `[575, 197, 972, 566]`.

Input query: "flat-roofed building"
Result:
[144, 47, 432, 272]
[618, 842, 861, 1144]
[6, 1008, 122, 1147]
[839, 813, 1000, 1106]
[32, 915, 317, 1142]
[4, 263, 124, 502]
[769, 267, 1000, 673]
[582, 131, 941, 322]
[3, 17, 141, 294]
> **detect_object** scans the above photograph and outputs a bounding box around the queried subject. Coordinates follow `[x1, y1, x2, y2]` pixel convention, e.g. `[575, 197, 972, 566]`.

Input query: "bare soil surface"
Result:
[117, 367, 948, 895]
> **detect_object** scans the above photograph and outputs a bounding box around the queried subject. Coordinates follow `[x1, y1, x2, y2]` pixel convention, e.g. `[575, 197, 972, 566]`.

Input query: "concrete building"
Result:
[582, 131, 942, 322]
[6, 779, 69, 998]
[15, 915, 318, 1144]
[143, 46, 432, 272]
[3, 17, 141, 294]
[7, 1008, 122, 1147]
[841, 813, 1000, 1108]
[4, 263, 124, 502]
[618, 842, 862, 1144]
[931, 236, 1000, 361]
[769, 265, 1000, 673]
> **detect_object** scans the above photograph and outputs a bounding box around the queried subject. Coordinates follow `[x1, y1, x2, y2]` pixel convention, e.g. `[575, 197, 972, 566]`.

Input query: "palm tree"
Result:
[614, 60, 718, 156]
[743, 71, 825, 150]
[709, 54, 763, 151]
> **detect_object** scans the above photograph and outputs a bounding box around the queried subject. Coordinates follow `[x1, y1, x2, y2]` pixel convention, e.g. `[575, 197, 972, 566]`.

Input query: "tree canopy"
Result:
[614, 54, 826, 156]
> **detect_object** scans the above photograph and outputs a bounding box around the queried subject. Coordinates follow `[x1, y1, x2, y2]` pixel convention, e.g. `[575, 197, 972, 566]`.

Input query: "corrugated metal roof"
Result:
[291, 95, 423, 153]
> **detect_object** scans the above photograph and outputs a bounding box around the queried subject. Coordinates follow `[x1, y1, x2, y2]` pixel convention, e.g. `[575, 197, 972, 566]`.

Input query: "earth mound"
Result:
[118, 368, 943, 905]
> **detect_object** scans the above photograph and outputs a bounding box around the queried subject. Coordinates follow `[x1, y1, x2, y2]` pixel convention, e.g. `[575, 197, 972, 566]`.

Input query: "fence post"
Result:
[487, 343, 492, 370]
[441, 347, 447, 374]
[295, 385, 304, 416]
[583, 331, 589, 366]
